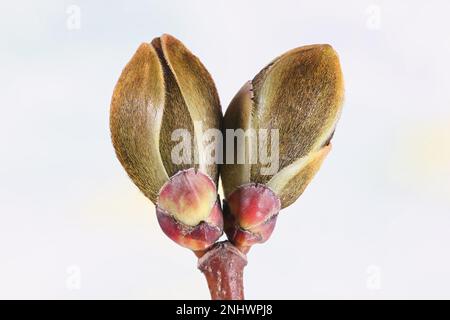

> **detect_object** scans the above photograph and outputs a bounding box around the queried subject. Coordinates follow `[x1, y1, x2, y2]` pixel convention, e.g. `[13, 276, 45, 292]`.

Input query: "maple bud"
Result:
[222, 44, 344, 250]
[110, 34, 223, 251]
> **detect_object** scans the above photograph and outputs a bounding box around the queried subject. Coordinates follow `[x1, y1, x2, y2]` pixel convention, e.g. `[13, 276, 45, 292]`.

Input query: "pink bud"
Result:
[224, 184, 281, 252]
[156, 169, 223, 251]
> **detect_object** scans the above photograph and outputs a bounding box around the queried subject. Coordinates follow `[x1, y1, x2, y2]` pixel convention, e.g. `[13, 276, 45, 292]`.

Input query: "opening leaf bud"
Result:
[110, 34, 222, 204]
[222, 44, 344, 209]
[221, 44, 344, 250]
[156, 169, 223, 251]
[110, 34, 223, 251]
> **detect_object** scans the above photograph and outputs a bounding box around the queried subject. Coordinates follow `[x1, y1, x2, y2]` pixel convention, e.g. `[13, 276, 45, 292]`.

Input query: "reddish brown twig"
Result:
[197, 241, 247, 300]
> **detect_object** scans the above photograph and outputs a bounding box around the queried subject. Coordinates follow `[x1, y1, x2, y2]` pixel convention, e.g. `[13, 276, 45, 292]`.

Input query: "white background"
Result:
[1, 0, 450, 299]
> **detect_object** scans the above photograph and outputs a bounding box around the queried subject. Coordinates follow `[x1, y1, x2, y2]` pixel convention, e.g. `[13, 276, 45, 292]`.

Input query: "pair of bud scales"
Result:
[110, 34, 344, 254]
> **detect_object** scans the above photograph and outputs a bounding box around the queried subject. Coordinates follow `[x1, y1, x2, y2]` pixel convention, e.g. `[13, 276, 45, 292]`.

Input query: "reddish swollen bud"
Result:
[224, 184, 281, 252]
[156, 168, 223, 251]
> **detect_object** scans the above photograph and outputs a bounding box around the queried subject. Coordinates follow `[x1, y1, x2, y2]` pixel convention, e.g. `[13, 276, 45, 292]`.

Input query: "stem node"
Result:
[197, 241, 247, 300]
